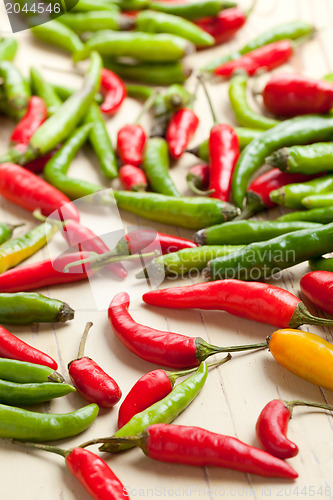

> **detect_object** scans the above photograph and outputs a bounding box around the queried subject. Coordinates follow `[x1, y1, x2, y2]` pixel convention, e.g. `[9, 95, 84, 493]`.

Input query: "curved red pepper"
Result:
[0, 324, 57, 369]
[117, 124, 146, 167]
[68, 323, 122, 408]
[196, 7, 246, 45]
[208, 124, 239, 201]
[263, 73, 333, 117]
[119, 164, 148, 192]
[214, 40, 294, 77]
[140, 424, 298, 478]
[166, 108, 199, 159]
[66, 448, 126, 500]
[0, 251, 92, 292]
[300, 271, 333, 316]
[256, 400, 298, 459]
[100, 68, 126, 115]
[10, 96, 48, 146]
[0, 163, 80, 222]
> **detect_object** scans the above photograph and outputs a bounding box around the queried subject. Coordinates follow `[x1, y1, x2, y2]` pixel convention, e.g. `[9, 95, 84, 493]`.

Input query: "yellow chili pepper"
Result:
[0, 223, 57, 274]
[268, 329, 333, 390]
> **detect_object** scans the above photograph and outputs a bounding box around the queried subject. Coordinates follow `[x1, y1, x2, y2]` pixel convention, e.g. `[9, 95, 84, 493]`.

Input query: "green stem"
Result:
[134, 90, 159, 124]
[167, 353, 232, 385]
[285, 400, 333, 417]
[245, 0, 258, 17]
[197, 74, 218, 126]
[12, 440, 68, 458]
[187, 179, 215, 196]
[79, 435, 142, 450]
[77, 322, 93, 359]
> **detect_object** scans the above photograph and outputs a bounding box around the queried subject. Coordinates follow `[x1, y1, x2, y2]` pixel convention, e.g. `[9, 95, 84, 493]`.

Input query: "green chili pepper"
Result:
[150, 0, 236, 21]
[142, 138, 180, 197]
[309, 256, 333, 272]
[74, 31, 194, 63]
[0, 222, 23, 245]
[0, 38, 18, 62]
[0, 379, 75, 406]
[0, 358, 64, 384]
[85, 103, 118, 180]
[22, 52, 102, 161]
[58, 10, 130, 32]
[114, 0, 150, 9]
[302, 193, 333, 209]
[0, 403, 99, 441]
[44, 123, 103, 200]
[203, 20, 315, 71]
[188, 127, 262, 161]
[277, 206, 333, 224]
[30, 67, 62, 115]
[206, 223, 333, 281]
[195, 220, 323, 245]
[266, 143, 333, 174]
[31, 19, 84, 54]
[135, 10, 214, 47]
[99, 362, 208, 452]
[232, 115, 333, 209]
[269, 174, 333, 209]
[0, 61, 30, 120]
[0, 292, 74, 324]
[50, 82, 104, 105]
[229, 72, 279, 130]
[0, 223, 57, 274]
[112, 191, 240, 230]
[103, 59, 191, 86]
[126, 83, 154, 100]
[70, 0, 120, 12]
[137, 245, 245, 279]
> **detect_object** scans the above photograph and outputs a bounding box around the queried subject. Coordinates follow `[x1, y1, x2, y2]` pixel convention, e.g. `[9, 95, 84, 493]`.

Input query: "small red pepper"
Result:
[0, 163, 80, 222]
[300, 271, 333, 316]
[119, 164, 148, 192]
[115, 229, 197, 256]
[68, 322, 122, 408]
[214, 40, 294, 77]
[142, 279, 333, 329]
[117, 355, 230, 428]
[262, 73, 333, 117]
[186, 163, 210, 194]
[256, 398, 333, 459]
[117, 123, 146, 167]
[108, 292, 264, 368]
[100, 68, 127, 115]
[196, 7, 247, 45]
[107, 423, 298, 479]
[166, 108, 199, 159]
[10, 96, 48, 146]
[0, 324, 57, 369]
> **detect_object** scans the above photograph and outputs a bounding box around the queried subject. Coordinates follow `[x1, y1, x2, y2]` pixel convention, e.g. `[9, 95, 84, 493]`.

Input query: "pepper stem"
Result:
[289, 302, 333, 328]
[197, 74, 218, 126]
[167, 353, 232, 386]
[10, 223, 25, 230]
[12, 440, 69, 458]
[196, 337, 267, 361]
[63, 250, 160, 273]
[245, 0, 258, 17]
[285, 400, 333, 417]
[79, 435, 141, 450]
[134, 90, 159, 125]
[187, 178, 215, 196]
[33, 209, 66, 228]
[77, 322, 93, 359]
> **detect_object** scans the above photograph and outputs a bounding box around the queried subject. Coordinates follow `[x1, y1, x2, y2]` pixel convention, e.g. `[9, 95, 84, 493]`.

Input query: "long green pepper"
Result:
[150, 0, 236, 21]
[269, 174, 333, 209]
[142, 138, 180, 196]
[206, 223, 333, 281]
[266, 143, 333, 174]
[30, 67, 62, 115]
[58, 10, 129, 32]
[277, 206, 333, 224]
[0, 379, 75, 406]
[0, 292, 74, 324]
[309, 257, 333, 272]
[229, 72, 279, 130]
[0, 358, 64, 384]
[232, 115, 333, 209]
[302, 193, 333, 209]
[31, 19, 84, 54]
[0, 61, 30, 120]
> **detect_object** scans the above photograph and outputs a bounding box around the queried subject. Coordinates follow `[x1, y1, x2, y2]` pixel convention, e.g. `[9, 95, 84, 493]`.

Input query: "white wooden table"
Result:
[1, 1, 333, 498]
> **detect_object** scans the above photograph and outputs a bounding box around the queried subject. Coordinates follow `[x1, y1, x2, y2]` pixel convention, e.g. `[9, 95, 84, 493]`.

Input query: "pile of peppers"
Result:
[1, 0, 333, 498]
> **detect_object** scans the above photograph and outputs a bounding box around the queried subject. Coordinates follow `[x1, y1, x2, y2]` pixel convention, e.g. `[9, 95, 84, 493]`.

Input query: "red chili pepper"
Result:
[108, 292, 264, 368]
[196, 7, 247, 45]
[117, 123, 146, 167]
[10, 96, 48, 146]
[68, 322, 122, 408]
[208, 124, 239, 201]
[116, 229, 197, 256]
[0, 324, 57, 369]
[186, 163, 210, 194]
[262, 73, 333, 117]
[142, 279, 333, 329]
[300, 271, 333, 316]
[214, 40, 294, 77]
[66, 448, 126, 500]
[0, 163, 80, 222]
[61, 219, 127, 279]
[100, 68, 126, 115]
[114, 423, 298, 479]
[0, 251, 93, 292]
[166, 108, 199, 159]
[119, 164, 148, 192]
